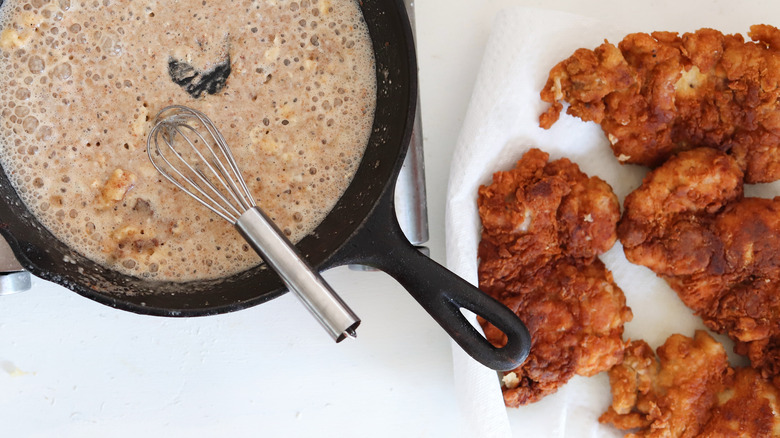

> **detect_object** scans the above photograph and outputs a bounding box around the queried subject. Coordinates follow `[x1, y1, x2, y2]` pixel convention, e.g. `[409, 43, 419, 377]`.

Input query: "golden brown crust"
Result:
[600, 331, 731, 437]
[619, 147, 780, 379]
[699, 367, 780, 437]
[602, 332, 780, 437]
[477, 148, 631, 406]
[540, 25, 780, 183]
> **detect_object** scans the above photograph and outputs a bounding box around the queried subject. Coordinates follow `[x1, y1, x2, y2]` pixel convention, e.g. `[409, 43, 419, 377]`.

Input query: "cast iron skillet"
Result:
[0, 0, 531, 371]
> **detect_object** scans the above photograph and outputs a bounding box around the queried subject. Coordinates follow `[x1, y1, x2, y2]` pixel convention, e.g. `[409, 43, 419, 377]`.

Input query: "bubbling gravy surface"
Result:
[0, 0, 376, 281]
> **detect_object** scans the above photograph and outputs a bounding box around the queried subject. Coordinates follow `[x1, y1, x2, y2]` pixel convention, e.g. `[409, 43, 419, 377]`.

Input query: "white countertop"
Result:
[3, 1, 779, 436]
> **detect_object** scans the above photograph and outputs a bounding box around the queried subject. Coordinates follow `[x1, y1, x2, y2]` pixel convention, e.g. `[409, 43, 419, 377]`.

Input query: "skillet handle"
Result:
[332, 193, 531, 370]
[376, 241, 530, 371]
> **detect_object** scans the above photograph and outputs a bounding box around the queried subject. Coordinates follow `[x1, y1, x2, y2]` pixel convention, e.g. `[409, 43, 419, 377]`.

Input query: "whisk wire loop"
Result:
[172, 123, 245, 217]
[187, 109, 256, 211]
[150, 122, 237, 223]
[147, 105, 254, 223]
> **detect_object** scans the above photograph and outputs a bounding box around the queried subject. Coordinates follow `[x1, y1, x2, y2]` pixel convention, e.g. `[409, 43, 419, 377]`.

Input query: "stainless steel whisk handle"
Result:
[236, 207, 360, 342]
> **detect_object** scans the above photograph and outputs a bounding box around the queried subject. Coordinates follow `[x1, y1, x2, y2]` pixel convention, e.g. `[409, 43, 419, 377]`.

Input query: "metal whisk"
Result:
[147, 105, 360, 342]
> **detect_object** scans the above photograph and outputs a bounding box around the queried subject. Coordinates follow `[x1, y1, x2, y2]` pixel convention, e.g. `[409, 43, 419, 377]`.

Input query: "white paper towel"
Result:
[443, 6, 754, 437]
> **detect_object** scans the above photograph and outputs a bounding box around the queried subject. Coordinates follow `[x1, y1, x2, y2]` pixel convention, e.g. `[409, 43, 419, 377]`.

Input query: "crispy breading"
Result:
[484, 257, 631, 407]
[601, 331, 780, 438]
[477, 148, 632, 406]
[619, 147, 780, 379]
[600, 331, 731, 437]
[540, 25, 780, 183]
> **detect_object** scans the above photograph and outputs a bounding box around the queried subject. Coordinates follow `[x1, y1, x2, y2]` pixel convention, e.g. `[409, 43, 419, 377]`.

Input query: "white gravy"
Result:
[0, 0, 376, 281]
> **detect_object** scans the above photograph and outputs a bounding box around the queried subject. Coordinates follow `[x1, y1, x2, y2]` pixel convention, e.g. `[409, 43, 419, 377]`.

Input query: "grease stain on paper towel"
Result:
[1, 360, 35, 377]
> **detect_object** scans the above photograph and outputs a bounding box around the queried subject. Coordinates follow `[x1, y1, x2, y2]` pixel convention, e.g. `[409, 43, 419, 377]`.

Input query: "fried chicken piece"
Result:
[618, 147, 743, 278]
[540, 25, 780, 183]
[485, 257, 631, 407]
[619, 147, 780, 379]
[601, 331, 780, 438]
[478, 149, 620, 275]
[600, 331, 731, 437]
[477, 148, 632, 406]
